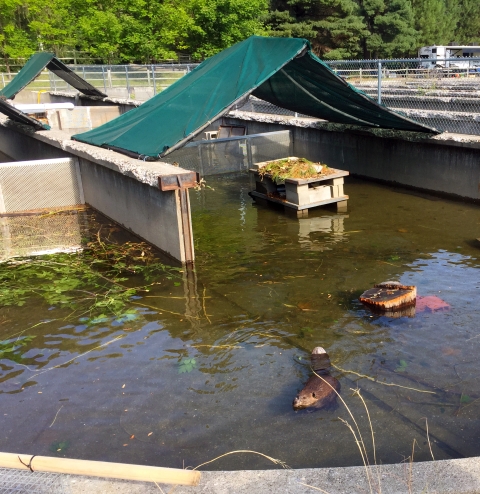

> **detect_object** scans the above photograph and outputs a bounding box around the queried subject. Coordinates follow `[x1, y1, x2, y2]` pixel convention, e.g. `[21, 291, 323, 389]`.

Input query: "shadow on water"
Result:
[0, 173, 479, 470]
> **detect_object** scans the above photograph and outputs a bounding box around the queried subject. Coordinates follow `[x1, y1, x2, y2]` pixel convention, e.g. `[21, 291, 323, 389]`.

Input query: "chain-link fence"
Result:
[3, 57, 480, 134]
[235, 58, 480, 135]
[0, 64, 200, 101]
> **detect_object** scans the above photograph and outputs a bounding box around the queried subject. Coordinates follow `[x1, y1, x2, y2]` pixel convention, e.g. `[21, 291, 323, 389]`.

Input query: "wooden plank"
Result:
[248, 169, 349, 185]
[249, 191, 349, 211]
[0, 452, 201, 486]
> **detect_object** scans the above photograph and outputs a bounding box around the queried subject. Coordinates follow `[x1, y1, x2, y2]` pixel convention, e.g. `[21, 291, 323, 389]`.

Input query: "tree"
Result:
[357, 0, 418, 58]
[187, 0, 269, 59]
[0, 0, 36, 71]
[411, 0, 459, 47]
[265, 0, 368, 59]
[455, 0, 480, 44]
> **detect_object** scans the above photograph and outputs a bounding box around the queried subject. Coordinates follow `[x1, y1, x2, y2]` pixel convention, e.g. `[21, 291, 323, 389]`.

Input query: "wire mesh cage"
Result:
[164, 130, 292, 175]
[0, 467, 71, 494]
[0, 158, 84, 213]
[0, 210, 88, 261]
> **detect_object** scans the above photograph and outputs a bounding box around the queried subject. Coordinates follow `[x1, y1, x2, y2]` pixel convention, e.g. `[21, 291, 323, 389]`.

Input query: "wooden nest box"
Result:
[248, 157, 349, 218]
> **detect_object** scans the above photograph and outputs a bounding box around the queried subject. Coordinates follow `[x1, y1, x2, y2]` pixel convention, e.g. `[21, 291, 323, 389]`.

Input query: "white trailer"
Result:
[418, 45, 480, 68]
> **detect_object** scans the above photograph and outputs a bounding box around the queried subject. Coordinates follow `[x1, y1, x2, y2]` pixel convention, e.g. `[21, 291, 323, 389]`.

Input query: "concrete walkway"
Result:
[60, 457, 480, 493]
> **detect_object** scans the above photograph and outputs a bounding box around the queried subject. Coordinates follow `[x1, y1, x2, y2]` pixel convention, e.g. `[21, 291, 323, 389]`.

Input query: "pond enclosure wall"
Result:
[0, 94, 479, 266]
[0, 120, 196, 263]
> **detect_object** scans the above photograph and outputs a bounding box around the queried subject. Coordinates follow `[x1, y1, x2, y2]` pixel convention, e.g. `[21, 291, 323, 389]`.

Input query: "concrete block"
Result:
[106, 88, 129, 99]
[331, 184, 344, 198]
[132, 87, 154, 101]
[46, 107, 121, 133]
[308, 185, 332, 203]
[285, 182, 310, 205]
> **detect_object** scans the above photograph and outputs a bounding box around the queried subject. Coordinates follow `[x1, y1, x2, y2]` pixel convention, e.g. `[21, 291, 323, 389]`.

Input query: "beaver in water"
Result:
[292, 347, 340, 411]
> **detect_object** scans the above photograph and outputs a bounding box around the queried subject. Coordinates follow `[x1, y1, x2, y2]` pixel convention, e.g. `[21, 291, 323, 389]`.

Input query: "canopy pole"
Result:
[159, 91, 255, 158]
[279, 69, 378, 127]
[0, 452, 201, 486]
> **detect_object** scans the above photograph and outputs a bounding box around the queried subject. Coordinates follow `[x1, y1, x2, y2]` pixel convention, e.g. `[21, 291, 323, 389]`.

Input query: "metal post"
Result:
[1, 73, 4, 88]
[125, 66, 130, 97]
[152, 65, 156, 95]
[197, 142, 204, 176]
[359, 67, 362, 83]
[246, 137, 253, 168]
[101, 66, 107, 93]
[377, 61, 382, 104]
[82, 66, 86, 83]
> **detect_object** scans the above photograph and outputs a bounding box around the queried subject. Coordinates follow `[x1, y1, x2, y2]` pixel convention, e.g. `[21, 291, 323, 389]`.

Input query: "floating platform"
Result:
[359, 281, 417, 312]
[249, 159, 349, 217]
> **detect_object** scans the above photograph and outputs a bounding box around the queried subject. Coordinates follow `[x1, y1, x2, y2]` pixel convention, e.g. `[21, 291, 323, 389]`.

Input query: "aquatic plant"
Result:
[0, 335, 36, 363]
[258, 158, 332, 184]
[0, 234, 181, 318]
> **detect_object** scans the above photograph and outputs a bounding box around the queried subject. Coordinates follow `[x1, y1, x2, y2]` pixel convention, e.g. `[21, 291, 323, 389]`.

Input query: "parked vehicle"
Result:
[418, 45, 480, 69]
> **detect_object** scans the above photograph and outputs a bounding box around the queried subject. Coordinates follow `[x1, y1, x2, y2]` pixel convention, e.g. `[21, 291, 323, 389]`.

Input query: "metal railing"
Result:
[3, 57, 480, 135]
[0, 63, 200, 99]
[235, 57, 480, 136]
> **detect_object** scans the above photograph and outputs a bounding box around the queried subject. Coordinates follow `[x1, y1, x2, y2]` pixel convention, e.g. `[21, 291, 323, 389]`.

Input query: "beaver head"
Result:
[292, 384, 322, 410]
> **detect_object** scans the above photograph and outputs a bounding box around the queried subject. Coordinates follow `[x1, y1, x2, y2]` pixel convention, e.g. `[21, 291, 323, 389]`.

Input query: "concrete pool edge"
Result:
[0, 116, 196, 263]
[0, 456, 471, 493]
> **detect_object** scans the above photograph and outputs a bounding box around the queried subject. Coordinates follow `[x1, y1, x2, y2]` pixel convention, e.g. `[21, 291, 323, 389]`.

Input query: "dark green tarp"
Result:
[0, 52, 106, 100]
[0, 98, 50, 130]
[73, 36, 438, 159]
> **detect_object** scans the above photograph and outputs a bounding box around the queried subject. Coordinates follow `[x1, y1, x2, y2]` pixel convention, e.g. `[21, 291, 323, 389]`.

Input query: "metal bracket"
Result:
[158, 172, 199, 191]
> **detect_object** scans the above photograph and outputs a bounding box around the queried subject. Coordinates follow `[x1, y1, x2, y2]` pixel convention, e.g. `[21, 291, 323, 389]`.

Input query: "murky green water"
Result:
[1, 175, 479, 471]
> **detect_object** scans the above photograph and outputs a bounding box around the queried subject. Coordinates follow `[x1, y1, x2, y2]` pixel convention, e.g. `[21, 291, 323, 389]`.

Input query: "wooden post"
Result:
[0, 452, 201, 486]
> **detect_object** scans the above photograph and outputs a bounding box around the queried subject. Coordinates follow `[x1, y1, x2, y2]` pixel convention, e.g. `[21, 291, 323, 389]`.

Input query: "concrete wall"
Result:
[225, 115, 480, 202]
[79, 160, 187, 262]
[0, 121, 195, 263]
[46, 106, 121, 133]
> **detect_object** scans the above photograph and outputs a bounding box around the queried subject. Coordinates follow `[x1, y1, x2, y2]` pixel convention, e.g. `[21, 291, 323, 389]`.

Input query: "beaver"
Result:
[292, 346, 340, 411]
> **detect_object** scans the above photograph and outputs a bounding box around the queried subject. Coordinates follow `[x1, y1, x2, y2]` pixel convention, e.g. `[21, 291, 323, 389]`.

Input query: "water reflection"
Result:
[297, 213, 348, 250]
[0, 175, 479, 471]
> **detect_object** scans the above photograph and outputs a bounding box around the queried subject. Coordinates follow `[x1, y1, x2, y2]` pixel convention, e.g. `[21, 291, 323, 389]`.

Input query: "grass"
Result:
[258, 157, 334, 184]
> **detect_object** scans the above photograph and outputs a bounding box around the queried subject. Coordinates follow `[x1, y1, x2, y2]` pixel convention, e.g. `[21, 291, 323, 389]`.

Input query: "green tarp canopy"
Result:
[73, 36, 438, 159]
[0, 52, 106, 100]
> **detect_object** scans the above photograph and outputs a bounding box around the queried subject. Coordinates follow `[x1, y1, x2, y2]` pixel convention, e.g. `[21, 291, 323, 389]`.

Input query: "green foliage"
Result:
[358, 0, 418, 58]
[395, 359, 408, 372]
[0, 0, 478, 64]
[0, 237, 181, 317]
[455, 0, 480, 45]
[298, 326, 313, 338]
[258, 157, 329, 184]
[460, 393, 472, 404]
[0, 335, 36, 362]
[265, 0, 368, 59]
[178, 357, 196, 373]
[412, 0, 459, 47]
[50, 440, 70, 454]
